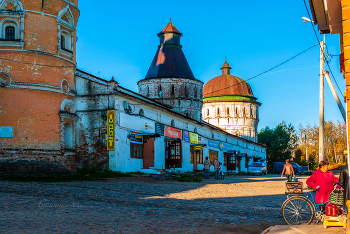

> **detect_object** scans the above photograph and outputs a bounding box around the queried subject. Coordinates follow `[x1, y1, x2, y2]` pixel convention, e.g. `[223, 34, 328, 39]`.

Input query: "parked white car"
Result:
[248, 162, 267, 175]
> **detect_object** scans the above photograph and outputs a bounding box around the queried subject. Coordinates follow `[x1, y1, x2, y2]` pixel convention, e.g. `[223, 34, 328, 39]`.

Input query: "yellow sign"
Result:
[344, 151, 348, 154]
[194, 145, 203, 151]
[190, 132, 198, 144]
[107, 110, 115, 151]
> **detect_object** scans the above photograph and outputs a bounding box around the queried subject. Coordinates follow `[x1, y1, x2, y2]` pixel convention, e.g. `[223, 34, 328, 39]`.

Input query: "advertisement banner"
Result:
[165, 126, 182, 139]
[107, 110, 115, 151]
[183, 131, 190, 142]
[120, 112, 155, 134]
[189, 132, 198, 144]
[130, 132, 143, 144]
[155, 122, 165, 135]
[208, 140, 219, 148]
[222, 143, 233, 151]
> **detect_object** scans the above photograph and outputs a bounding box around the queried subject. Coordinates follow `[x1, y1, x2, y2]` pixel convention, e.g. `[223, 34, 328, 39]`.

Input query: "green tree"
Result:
[258, 121, 298, 172]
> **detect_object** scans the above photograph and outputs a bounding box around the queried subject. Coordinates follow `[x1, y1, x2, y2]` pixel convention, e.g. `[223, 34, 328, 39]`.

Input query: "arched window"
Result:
[171, 85, 175, 96]
[226, 138, 228, 143]
[218, 118, 220, 124]
[61, 35, 66, 49]
[217, 108, 220, 115]
[64, 122, 73, 149]
[139, 87, 142, 94]
[194, 127, 197, 133]
[5, 26, 15, 40]
[228, 118, 229, 124]
[185, 112, 189, 117]
[139, 109, 144, 116]
[184, 85, 188, 97]
[227, 107, 230, 115]
[147, 86, 149, 97]
[171, 119, 175, 127]
[211, 133, 214, 138]
[243, 107, 245, 116]
[194, 87, 197, 98]
[235, 107, 238, 116]
[207, 109, 209, 116]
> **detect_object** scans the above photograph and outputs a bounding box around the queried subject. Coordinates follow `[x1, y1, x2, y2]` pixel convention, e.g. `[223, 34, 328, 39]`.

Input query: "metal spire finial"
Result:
[225, 56, 227, 62]
[170, 15, 171, 23]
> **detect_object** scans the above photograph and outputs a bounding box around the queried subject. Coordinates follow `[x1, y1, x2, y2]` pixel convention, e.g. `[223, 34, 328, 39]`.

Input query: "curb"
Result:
[260, 226, 274, 234]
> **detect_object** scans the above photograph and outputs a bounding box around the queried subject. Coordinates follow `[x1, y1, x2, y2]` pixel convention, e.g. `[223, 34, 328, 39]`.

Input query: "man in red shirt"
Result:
[281, 159, 295, 182]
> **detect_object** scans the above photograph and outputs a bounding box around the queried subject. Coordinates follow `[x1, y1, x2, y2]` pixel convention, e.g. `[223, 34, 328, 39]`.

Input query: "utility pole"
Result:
[305, 134, 308, 164]
[319, 35, 325, 163]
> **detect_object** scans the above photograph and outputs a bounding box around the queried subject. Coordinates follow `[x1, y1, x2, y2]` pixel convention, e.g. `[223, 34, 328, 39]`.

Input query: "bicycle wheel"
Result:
[281, 196, 315, 225]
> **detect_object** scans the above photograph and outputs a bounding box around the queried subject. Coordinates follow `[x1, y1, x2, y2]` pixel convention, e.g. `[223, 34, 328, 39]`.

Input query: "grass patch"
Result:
[0, 169, 134, 182]
[177, 174, 202, 182]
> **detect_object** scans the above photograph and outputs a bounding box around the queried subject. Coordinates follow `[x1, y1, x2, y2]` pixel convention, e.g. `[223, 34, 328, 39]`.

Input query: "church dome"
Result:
[203, 59, 256, 100]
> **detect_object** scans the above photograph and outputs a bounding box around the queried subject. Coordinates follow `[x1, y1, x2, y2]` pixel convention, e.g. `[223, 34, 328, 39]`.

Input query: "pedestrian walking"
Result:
[203, 157, 211, 179]
[214, 158, 220, 180]
[281, 159, 295, 182]
[339, 166, 349, 208]
[306, 160, 339, 205]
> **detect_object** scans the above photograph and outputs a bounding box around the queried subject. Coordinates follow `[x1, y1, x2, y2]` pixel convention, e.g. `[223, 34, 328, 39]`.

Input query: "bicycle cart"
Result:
[281, 182, 327, 225]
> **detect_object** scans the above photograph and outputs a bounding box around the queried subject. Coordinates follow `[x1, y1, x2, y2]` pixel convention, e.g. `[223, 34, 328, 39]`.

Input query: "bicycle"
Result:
[281, 187, 327, 225]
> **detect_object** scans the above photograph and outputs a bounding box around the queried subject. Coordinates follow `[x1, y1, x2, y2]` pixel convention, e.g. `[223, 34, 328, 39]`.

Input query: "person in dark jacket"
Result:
[339, 166, 349, 208]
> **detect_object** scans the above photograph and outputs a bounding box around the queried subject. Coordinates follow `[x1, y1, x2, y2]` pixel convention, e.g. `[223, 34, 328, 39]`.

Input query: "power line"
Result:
[302, 0, 344, 98]
[0, 57, 75, 68]
[204, 43, 320, 96]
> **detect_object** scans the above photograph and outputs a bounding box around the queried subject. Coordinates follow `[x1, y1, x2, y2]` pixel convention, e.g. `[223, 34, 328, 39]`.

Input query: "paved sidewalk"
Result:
[262, 225, 345, 234]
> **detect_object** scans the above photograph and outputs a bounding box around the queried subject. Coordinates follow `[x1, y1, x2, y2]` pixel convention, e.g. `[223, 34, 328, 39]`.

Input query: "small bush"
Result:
[177, 174, 202, 182]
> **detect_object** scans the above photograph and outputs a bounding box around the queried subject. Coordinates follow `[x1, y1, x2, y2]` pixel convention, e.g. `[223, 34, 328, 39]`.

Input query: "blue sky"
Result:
[76, 0, 344, 131]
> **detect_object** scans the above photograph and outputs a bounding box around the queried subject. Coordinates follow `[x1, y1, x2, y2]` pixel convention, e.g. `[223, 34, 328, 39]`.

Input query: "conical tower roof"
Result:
[142, 20, 195, 80]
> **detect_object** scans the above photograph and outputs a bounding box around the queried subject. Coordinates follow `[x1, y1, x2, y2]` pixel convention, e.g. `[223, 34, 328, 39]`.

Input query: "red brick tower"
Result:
[0, 0, 79, 173]
[138, 20, 203, 121]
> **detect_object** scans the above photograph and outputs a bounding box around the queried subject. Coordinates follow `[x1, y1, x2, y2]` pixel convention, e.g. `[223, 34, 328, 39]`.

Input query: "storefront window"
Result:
[190, 146, 203, 164]
[130, 143, 142, 158]
[209, 149, 218, 164]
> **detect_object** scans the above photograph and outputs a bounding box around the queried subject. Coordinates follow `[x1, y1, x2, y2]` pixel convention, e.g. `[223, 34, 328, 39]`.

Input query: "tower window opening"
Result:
[194, 87, 197, 98]
[147, 86, 150, 97]
[171, 85, 175, 96]
[159, 84, 162, 97]
[207, 109, 209, 116]
[243, 107, 245, 116]
[61, 35, 66, 49]
[217, 108, 220, 115]
[235, 107, 238, 116]
[5, 26, 15, 40]
[185, 112, 189, 117]
[184, 85, 188, 97]
[227, 107, 230, 115]
[228, 118, 229, 124]
[218, 118, 220, 124]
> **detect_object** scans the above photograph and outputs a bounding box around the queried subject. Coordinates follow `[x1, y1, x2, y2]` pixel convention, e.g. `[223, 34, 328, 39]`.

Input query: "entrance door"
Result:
[227, 154, 236, 171]
[166, 140, 182, 168]
[237, 156, 241, 172]
[143, 136, 154, 169]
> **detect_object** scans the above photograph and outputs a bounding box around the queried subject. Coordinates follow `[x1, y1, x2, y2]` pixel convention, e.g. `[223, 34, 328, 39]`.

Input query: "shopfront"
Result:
[119, 113, 157, 169]
[187, 131, 203, 170]
[165, 126, 182, 168]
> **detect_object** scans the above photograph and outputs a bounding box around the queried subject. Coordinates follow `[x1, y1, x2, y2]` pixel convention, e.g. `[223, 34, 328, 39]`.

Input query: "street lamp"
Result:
[302, 17, 314, 23]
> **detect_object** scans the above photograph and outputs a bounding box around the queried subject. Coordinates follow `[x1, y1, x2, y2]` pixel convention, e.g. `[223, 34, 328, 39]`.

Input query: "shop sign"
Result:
[165, 126, 182, 139]
[0, 126, 13, 137]
[107, 110, 115, 151]
[194, 145, 203, 151]
[120, 112, 155, 134]
[189, 132, 198, 144]
[222, 143, 233, 151]
[208, 140, 219, 148]
[183, 131, 190, 142]
[155, 122, 165, 135]
[130, 132, 143, 144]
[198, 136, 201, 144]
[219, 143, 224, 150]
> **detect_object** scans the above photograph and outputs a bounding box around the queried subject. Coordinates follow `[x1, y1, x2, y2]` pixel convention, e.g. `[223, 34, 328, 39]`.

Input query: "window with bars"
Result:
[209, 150, 218, 165]
[5, 26, 15, 40]
[130, 143, 142, 158]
